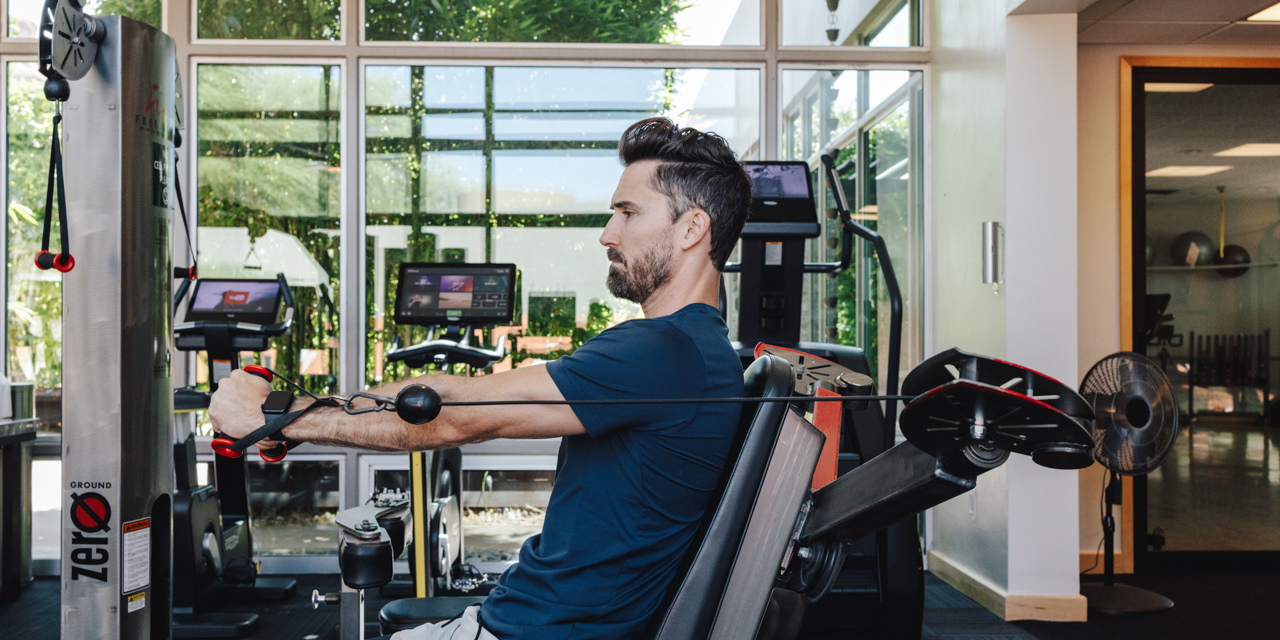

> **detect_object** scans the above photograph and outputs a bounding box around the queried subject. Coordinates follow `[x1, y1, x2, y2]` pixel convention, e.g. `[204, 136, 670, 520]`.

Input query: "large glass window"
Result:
[196, 64, 342, 394]
[365, 0, 760, 45]
[364, 64, 759, 385]
[6, 61, 62, 431]
[784, 68, 922, 394]
[198, 0, 342, 40]
[782, 0, 919, 47]
[7, 0, 161, 37]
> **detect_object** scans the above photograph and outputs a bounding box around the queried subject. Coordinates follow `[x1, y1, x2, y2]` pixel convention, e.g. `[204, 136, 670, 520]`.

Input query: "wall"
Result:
[928, 2, 1085, 619]
[928, 0, 1011, 591]
[1076, 42, 1280, 564]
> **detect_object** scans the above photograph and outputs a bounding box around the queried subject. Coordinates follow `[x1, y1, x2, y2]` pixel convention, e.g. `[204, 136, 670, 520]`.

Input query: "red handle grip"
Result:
[243, 364, 273, 382]
[211, 437, 243, 458]
[259, 443, 288, 463]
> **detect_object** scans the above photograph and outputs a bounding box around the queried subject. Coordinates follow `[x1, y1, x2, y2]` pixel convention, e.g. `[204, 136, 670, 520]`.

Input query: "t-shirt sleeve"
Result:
[545, 320, 705, 438]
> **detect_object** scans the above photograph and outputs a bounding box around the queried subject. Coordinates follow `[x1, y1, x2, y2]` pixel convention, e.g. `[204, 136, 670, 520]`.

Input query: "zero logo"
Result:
[68, 491, 111, 582]
[70, 492, 111, 533]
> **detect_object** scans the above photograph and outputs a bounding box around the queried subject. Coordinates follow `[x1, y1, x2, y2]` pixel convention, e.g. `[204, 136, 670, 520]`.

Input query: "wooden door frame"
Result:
[1119, 55, 1280, 572]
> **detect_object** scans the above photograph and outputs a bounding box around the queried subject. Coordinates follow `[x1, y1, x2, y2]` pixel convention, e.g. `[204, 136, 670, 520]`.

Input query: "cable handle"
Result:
[210, 364, 301, 463]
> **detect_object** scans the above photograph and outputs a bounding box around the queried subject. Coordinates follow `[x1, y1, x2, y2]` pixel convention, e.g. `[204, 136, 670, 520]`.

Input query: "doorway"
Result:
[1128, 62, 1280, 570]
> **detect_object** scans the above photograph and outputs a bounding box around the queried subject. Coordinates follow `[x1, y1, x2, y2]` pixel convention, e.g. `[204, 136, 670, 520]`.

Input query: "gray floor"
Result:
[1146, 415, 1280, 551]
[923, 574, 1033, 639]
[0, 571, 1035, 640]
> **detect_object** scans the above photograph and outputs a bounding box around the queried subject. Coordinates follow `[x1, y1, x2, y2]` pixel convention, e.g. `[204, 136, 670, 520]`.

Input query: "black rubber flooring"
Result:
[2, 570, 1274, 639]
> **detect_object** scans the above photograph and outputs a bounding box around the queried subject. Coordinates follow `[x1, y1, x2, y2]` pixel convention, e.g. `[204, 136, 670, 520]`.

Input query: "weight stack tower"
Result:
[59, 17, 177, 640]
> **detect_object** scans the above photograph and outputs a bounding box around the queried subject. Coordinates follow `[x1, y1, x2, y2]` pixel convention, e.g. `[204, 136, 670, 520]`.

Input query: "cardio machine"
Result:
[170, 274, 299, 637]
[367, 264, 512, 608]
[723, 159, 924, 637]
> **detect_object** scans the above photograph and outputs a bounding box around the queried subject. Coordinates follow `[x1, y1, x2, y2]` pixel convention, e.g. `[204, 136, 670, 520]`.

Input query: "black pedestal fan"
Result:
[1078, 352, 1178, 615]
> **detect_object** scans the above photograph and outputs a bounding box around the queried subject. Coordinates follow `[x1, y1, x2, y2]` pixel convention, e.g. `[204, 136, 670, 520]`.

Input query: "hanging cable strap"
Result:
[173, 145, 198, 279]
[35, 109, 73, 272]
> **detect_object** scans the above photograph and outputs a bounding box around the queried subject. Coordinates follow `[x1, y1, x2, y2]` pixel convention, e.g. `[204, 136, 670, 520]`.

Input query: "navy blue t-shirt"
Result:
[479, 303, 744, 640]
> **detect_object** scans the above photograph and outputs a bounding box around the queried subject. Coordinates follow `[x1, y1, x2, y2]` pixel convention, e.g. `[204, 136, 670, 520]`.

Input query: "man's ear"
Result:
[679, 208, 712, 251]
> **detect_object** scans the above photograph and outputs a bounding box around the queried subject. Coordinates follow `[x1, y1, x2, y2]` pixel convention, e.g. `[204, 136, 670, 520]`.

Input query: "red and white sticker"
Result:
[121, 518, 150, 595]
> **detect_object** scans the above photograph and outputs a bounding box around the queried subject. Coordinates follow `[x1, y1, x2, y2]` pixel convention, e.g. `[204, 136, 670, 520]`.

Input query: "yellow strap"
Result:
[411, 450, 428, 598]
[1218, 188, 1226, 258]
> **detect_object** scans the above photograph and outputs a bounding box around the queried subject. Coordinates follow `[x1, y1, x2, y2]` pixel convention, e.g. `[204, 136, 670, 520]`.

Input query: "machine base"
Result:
[1081, 582, 1175, 615]
[172, 612, 260, 638]
[227, 577, 298, 602]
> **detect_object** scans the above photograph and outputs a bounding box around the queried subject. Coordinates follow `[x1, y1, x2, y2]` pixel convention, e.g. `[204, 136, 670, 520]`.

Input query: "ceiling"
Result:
[1144, 82, 1280, 204]
[1078, 0, 1280, 45]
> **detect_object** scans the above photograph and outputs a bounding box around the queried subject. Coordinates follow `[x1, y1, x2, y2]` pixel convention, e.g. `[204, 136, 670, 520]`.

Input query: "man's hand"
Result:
[208, 369, 273, 441]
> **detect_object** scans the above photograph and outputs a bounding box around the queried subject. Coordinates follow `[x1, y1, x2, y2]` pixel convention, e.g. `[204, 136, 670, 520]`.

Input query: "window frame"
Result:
[2, 0, 933, 574]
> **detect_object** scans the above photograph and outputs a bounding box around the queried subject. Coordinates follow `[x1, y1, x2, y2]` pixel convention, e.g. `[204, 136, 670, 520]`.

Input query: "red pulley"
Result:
[210, 437, 243, 459]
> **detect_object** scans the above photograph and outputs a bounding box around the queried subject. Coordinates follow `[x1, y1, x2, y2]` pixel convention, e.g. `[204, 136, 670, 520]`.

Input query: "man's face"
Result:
[601, 160, 679, 304]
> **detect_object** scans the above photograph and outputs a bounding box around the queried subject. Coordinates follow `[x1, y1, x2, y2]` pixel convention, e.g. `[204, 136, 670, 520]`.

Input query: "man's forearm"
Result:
[278, 373, 473, 451]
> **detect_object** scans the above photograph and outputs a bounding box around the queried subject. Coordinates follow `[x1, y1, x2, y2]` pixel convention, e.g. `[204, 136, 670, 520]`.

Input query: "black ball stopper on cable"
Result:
[396, 384, 442, 425]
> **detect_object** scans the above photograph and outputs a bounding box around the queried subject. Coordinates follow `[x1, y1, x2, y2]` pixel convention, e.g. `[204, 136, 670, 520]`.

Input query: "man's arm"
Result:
[208, 365, 586, 452]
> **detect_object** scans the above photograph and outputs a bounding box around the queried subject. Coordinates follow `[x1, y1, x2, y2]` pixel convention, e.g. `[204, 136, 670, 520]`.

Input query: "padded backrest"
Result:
[643, 354, 796, 640]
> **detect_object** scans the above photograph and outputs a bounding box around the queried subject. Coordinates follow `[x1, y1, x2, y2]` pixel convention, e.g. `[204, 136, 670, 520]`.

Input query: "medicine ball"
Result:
[1169, 231, 1213, 267]
[1214, 244, 1251, 278]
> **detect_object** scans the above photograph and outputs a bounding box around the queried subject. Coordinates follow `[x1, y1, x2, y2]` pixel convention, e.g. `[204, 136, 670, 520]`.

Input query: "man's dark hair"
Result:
[618, 117, 752, 270]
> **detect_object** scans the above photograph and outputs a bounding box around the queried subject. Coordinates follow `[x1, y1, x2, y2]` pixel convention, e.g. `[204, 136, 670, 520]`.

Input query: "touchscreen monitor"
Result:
[741, 161, 820, 238]
[395, 263, 517, 326]
[185, 279, 283, 325]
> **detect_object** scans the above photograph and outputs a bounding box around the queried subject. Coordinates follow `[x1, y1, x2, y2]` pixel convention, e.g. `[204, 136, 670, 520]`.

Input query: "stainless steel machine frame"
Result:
[59, 16, 177, 640]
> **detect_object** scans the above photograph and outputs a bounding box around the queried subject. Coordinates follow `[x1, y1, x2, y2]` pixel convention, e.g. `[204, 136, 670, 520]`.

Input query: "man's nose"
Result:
[600, 214, 621, 247]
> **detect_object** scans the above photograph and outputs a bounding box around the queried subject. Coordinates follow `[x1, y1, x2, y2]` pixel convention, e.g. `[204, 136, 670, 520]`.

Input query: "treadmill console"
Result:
[741, 161, 821, 239]
[395, 263, 516, 326]
[185, 278, 284, 325]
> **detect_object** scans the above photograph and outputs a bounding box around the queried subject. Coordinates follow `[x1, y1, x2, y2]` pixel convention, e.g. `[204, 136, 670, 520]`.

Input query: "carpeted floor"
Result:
[2, 570, 1275, 639]
[1015, 572, 1280, 640]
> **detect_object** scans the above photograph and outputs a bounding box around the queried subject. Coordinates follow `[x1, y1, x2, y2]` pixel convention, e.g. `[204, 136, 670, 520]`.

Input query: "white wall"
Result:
[929, 2, 1083, 605]
[1004, 13, 1081, 597]
[928, 0, 1011, 591]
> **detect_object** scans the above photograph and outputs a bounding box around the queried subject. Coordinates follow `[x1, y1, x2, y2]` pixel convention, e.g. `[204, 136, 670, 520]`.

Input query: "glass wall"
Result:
[196, 63, 343, 395]
[2, 0, 927, 575]
[782, 68, 922, 394]
[6, 61, 61, 430]
[364, 0, 761, 45]
[7, 0, 161, 37]
[782, 0, 918, 47]
[364, 64, 760, 384]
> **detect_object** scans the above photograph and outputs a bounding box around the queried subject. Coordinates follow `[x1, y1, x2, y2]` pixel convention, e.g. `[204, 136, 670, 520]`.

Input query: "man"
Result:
[209, 117, 753, 640]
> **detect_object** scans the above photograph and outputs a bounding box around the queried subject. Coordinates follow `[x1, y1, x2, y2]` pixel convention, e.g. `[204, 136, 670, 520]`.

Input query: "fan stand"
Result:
[1081, 470, 1175, 615]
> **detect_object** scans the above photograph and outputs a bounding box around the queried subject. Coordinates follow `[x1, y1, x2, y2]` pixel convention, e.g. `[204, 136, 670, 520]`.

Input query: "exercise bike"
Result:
[170, 273, 299, 638]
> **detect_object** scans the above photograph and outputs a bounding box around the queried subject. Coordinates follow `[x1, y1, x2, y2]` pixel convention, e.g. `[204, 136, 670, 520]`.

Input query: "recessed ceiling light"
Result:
[1249, 3, 1280, 21]
[1213, 143, 1280, 157]
[1145, 83, 1213, 92]
[1145, 166, 1233, 177]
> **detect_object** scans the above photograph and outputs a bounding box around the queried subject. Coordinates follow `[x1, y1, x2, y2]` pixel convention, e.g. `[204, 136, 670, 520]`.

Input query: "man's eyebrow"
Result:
[612, 200, 640, 211]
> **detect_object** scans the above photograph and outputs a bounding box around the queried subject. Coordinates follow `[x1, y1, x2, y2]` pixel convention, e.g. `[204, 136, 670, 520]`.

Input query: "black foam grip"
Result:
[396, 385, 442, 425]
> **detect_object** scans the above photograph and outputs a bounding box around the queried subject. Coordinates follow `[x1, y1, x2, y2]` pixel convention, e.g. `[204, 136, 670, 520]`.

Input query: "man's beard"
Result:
[606, 241, 674, 304]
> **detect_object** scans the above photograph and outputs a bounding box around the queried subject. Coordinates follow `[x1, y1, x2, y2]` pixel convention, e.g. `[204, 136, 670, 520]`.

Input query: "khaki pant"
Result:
[390, 605, 499, 640]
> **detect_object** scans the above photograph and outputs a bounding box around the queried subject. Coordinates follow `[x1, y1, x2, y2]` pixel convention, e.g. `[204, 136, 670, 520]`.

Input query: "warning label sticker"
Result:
[127, 591, 145, 613]
[121, 518, 150, 594]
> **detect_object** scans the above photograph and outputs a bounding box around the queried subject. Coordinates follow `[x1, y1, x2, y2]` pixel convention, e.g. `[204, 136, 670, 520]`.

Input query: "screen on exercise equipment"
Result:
[395, 263, 516, 326]
[741, 161, 820, 238]
[185, 279, 283, 325]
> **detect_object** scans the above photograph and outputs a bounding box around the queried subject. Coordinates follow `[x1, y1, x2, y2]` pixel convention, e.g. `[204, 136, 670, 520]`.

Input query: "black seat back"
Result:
[643, 354, 799, 640]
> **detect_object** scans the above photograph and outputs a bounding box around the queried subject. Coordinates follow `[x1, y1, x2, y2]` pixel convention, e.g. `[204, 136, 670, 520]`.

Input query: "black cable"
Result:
[439, 395, 915, 408]
[173, 149, 198, 273]
[1081, 470, 1108, 576]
